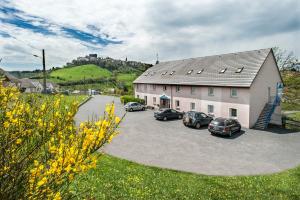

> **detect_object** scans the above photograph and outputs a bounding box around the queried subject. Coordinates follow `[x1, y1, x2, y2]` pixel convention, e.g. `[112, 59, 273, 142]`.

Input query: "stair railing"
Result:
[264, 95, 280, 128]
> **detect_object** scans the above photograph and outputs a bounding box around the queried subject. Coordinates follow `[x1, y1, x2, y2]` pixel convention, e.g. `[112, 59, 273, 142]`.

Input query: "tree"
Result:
[272, 47, 298, 71]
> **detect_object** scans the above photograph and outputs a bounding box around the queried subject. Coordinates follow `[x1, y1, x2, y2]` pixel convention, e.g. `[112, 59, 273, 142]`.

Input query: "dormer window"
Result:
[170, 71, 175, 75]
[144, 72, 150, 76]
[187, 70, 193, 75]
[219, 68, 227, 73]
[150, 72, 156, 76]
[197, 69, 204, 74]
[235, 67, 244, 73]
[161, 71, 167, 75]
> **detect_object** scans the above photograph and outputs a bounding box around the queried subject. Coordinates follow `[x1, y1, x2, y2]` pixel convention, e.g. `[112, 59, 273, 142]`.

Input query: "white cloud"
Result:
[0, 0, 299, 71]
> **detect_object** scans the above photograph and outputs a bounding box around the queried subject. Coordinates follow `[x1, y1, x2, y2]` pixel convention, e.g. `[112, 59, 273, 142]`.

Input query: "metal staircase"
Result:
[254, 96, 280, 130]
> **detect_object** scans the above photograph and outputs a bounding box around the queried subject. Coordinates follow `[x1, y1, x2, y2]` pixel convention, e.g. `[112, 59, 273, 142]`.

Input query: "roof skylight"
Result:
[161, 71, 167, 75]
[235, 67, 244, 73]
[219, 68, 227, 73]
[197, 69, 204, 74]
[170, 71, 175, 75]
[187, 70, 193, 75]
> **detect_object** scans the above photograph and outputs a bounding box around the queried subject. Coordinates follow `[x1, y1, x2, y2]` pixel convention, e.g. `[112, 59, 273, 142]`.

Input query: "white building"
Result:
[134, 48, 283, 129]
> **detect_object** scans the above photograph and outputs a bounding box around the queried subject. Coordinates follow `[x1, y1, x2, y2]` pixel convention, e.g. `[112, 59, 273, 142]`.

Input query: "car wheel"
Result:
[129, 108, 133, 112]
[178, 115, 182, 119]
[163, 116, 167, 121]
[195, 123, 201, 129]
[229, 130, 232, 137]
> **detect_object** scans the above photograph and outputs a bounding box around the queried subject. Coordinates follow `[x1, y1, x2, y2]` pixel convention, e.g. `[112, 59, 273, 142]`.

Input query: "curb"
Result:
[78, 95, 93, 107]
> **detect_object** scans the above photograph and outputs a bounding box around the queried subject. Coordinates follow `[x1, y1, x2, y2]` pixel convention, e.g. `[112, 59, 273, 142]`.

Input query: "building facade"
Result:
[133, 48, 283, 128]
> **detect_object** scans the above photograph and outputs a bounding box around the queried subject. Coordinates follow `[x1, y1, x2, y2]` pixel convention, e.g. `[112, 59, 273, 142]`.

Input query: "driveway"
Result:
[75, 95, 300, 175]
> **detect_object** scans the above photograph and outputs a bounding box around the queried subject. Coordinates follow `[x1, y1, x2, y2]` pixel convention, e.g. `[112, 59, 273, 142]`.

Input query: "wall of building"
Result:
[249, 52, 282, 127]
[135, 84, 251, 128]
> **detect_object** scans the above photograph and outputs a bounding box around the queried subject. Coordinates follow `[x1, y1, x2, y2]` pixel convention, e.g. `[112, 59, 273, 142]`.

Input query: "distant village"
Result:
[0, 68, 58, 93]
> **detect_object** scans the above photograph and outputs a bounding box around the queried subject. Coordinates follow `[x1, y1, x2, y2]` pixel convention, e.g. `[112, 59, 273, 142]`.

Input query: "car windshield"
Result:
[186, 112, 195, 117]
[211, 120, 225, 126]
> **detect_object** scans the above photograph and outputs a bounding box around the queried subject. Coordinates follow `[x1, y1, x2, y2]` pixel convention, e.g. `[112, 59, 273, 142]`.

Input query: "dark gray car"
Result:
[154, 108, 184, 121]
[183, 111, 213, 129]
[208, 118, 241, 137]
[124, 102, 146, 112]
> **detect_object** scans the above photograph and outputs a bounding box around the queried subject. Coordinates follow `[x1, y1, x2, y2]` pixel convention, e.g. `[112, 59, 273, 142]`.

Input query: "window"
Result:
[219, 68, 227, 73]
[191, 86, 196, 94]
[163, 85, 167, 91]
[230, 108, 237, 118]
[200, 113, 207, 118]
[208, 105, 214, 113]
[161, 71, 167, 75]
[144, 84, 147, 90]
[137, 95, 139, 98]
[170, 71, 175, 75]
[175, 100, 180, 107]
[208, 87, 214, 96]
[231, 88, 238, 97]
[153, 97, 156, 105]
[144, 96, 147, 105]
[136, 84, 139, 89]
[236, 67, 244, 73]
[171, 109, 177, 113]
[187, 70, 193, 75]
[176, 85, 180, 92]
[197, 69, 204, 74]
[152, 84, 156, 90]
[190, 102, 195, 110]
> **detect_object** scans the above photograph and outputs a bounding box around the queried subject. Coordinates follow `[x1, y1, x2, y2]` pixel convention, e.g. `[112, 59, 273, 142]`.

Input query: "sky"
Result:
[0, 0, 299, 71]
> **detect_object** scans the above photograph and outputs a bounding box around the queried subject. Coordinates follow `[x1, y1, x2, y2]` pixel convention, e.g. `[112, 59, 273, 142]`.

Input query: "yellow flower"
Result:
[16, 138, 22, 145]
[115, 116, 121, 124]
[37, 177, 47, 187]
[53, 192, 62, 200]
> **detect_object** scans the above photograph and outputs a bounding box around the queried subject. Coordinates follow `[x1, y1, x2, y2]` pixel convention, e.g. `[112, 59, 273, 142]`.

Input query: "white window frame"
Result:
[191, 86, 196, 94]
[208, 87, 214, 96]
[176, 85, 180, 92]
[175, 100, 180, 107]
[230, 108, 237, 118]
[190, 102, 196, 110]
[153, 84, 156, 90]
[230, 88, 238, 97]
[208, 105, 214, 114]
[153, 97, 156, 105]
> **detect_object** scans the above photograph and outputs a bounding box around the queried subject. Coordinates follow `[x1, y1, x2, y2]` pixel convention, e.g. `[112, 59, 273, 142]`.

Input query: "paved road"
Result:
[75, 95, 300, 175]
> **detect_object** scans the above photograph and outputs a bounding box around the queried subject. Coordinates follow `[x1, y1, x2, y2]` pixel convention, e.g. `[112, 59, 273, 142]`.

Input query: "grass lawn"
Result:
[50, 64, 112, 82]
[72, 154, 300, 200]
[116, 73, 137, 88]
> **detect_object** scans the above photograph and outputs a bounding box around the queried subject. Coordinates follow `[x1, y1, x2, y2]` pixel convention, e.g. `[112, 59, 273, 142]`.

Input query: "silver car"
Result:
[124, 102, 146, 112]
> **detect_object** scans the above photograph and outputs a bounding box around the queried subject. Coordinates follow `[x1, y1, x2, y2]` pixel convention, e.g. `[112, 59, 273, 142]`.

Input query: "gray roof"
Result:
[0, 68, 20, 83]
[134, 48, 273, 87]
[20, 78, 36, 88]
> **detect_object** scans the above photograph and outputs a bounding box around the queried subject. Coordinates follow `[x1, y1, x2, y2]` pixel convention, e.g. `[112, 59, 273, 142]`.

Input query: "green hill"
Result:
[50, 64, 112, 82]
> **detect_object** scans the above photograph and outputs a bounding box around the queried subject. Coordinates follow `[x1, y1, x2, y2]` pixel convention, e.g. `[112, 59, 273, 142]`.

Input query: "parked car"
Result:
[154, 108, 184, 121]
[208, 118, 241, 137]
[124, 102, 146, 112]
[183, 111, 213, 129]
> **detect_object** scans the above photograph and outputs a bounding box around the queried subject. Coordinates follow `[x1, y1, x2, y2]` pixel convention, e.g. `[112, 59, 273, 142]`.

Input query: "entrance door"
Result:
[160, 99, 170, 108]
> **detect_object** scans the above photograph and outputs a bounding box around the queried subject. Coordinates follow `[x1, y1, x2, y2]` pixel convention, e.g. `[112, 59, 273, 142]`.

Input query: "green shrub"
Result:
[120, 95, 145, 105]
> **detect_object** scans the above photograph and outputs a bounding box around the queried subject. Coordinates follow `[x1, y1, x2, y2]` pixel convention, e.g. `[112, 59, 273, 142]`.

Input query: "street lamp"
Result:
[33, 49, 47, 93]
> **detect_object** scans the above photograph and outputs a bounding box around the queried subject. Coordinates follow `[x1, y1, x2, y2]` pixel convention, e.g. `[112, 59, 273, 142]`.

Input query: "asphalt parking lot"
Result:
[75, 95, 300, 175]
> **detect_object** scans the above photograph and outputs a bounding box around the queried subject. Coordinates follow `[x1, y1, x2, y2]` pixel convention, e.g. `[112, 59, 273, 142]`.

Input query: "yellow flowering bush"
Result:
[0, 84, 121, 199]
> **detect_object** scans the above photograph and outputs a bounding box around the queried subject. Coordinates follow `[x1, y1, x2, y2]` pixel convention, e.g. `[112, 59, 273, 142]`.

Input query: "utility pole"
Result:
[42, 49, 47, 93]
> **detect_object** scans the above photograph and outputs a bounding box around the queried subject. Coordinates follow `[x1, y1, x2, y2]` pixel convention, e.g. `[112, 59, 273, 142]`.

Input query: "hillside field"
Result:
[50, 64, 112, 82]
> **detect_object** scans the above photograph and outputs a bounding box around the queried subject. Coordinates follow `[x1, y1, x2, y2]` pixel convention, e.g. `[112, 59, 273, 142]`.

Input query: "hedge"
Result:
[120, 95, 145, 105]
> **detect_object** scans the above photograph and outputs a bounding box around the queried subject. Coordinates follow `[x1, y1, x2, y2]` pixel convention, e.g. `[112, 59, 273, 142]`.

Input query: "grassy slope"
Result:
[281, 71, 300, 111]
[50, 64, 112, 82]
[72, 154, 300, 200]
[116, 73, 138, 87]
